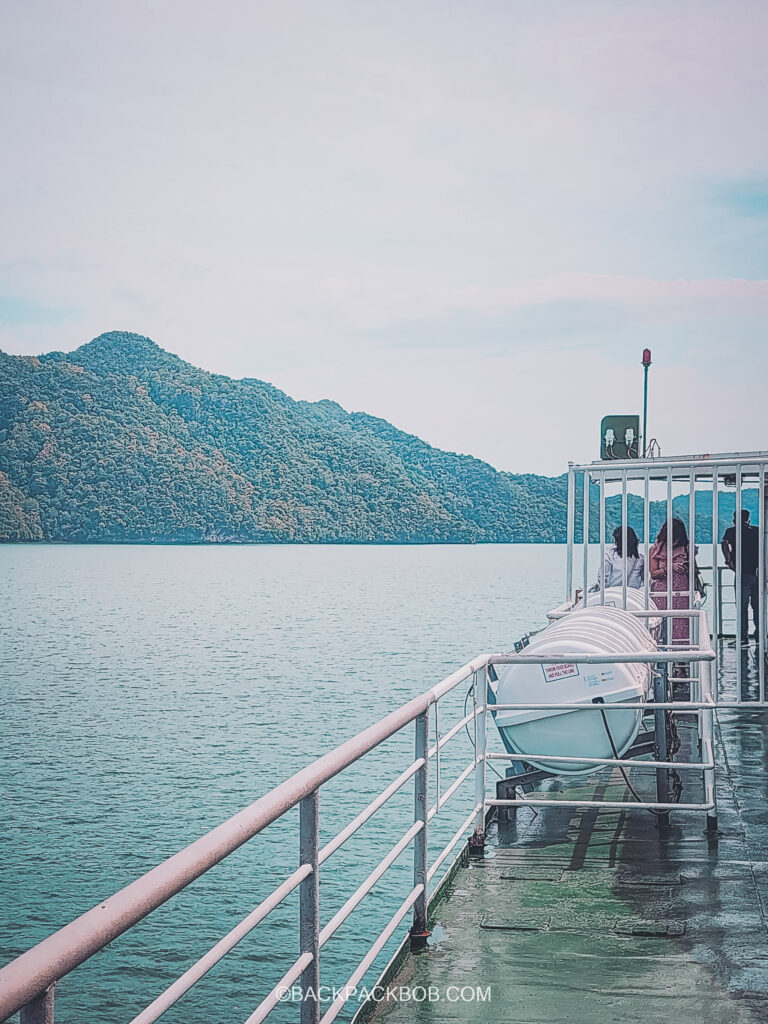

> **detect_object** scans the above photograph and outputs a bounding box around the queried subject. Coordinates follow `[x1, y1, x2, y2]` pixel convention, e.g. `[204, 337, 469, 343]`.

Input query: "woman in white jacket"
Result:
[598, 526, 645, 589]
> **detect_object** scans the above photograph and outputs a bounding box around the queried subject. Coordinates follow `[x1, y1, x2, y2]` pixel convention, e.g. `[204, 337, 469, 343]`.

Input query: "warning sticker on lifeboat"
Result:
[541, 663, 579, 682]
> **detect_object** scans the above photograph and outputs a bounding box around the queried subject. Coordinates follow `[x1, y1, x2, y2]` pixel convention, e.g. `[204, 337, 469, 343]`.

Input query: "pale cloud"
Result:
[0, 0, 766, 474]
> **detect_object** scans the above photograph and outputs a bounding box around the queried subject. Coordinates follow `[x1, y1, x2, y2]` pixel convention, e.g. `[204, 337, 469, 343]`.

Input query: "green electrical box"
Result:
[600, 415, 641, 460]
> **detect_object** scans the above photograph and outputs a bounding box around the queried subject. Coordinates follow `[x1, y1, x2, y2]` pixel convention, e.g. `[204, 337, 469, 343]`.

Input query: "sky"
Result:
[1, 0, 766, 476]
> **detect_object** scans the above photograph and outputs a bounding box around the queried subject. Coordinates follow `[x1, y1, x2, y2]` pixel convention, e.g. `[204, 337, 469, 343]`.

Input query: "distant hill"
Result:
[0, 332, 570, 543]
[2, 332, 756, 545]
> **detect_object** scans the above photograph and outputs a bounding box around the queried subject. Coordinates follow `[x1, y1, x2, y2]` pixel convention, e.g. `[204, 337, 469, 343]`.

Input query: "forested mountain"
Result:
[1, 332, 571, 543]
[1, 333, 758, 545]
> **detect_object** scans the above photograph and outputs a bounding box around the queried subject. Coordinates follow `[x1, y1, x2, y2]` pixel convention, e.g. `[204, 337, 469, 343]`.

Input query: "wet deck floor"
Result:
[362, 644, 768, 1023]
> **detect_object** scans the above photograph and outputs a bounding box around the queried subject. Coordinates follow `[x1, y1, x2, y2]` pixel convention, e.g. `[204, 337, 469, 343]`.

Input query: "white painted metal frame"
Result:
[485, 607, 717, 818]
[566, 453, 768, 705]
[0, 659, 489, 1024]
[0, 625, 720, 1024]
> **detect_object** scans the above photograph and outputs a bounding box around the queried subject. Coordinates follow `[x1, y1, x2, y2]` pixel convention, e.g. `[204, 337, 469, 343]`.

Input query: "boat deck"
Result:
[362, 644, 768, 1023]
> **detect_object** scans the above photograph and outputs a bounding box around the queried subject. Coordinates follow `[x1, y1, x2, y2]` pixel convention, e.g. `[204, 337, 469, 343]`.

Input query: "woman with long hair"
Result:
[598, 526, 644, 589]
[649, 517, 693, 643]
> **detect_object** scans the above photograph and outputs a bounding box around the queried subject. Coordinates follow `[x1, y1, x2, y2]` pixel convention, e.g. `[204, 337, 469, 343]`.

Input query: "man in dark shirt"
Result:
[722, 510, 760, 642]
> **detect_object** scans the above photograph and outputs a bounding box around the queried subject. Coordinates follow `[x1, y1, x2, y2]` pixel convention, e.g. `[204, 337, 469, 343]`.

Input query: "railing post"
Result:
[712, 467, 720, 638]
[434, 702, 441, 814]
[654, 650, 670, 831]
[299, 791, 320, 1024]
[410, 710, 430, 950]
[760, 463, 766, 702]
[643, 468, 651, 613]
[469, 667, 487, 855]
[736, 465, 743, 698]
[692, 612, 702, 759]
[582, 469, 590, 600]
[566, 464, 575, 602]
[703, 658, 719, 838]
[20, 986, 54, 1024]
[600, 470, 607, 606]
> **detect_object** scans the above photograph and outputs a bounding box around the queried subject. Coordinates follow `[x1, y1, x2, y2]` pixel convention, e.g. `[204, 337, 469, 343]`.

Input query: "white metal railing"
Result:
[486, 608, 717, 827]
[715, 564, 739, 637]
[0, 617, 720, 1024]
[486, 606, 717, 822]
[566, 453, 767, 702]
[0, 657, 489, 1024]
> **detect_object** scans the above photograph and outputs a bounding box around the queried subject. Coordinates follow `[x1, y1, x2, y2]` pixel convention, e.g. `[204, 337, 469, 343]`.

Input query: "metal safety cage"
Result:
[565, 452, 768, 704]
[484, 607, 718, 833]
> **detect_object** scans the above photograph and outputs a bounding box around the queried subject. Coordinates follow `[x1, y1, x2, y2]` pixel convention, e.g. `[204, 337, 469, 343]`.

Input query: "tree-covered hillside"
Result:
[0, 332, 569, 543]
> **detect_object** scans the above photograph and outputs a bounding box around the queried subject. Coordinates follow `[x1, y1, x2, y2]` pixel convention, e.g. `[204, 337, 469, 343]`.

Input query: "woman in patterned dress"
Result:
[649, 517, 693, 645]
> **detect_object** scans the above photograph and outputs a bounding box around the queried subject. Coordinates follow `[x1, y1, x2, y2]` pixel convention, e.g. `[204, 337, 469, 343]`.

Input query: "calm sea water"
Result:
[1, 544, 565, 1023]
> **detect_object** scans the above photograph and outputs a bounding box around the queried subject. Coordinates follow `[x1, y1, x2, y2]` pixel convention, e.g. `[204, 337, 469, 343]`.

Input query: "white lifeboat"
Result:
[494, 605, 655, 775]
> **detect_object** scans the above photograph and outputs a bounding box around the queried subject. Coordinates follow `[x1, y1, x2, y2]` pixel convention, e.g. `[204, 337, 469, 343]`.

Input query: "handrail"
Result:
[126, 863, 311, 1024]
[128, 756, 425, 1024]
[566, 455, 766, 699]
[490, 797, 716, 811]
[0, 605, 743, 1024]
[318, 821, 423, 948]
[427, 805, 482, 883]
[569, 452, 768, 472]
[319, 886, 424, 1024]
[0, 607, 720, 1022]
[318, 758, 423, 865]
[0, 655, 488, 1022]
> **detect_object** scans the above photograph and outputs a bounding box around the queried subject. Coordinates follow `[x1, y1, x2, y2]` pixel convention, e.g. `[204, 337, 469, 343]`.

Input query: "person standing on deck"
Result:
[721, 510, 759, 643]
[649, 518, 694, 644]
[597, 526, 645, 589]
